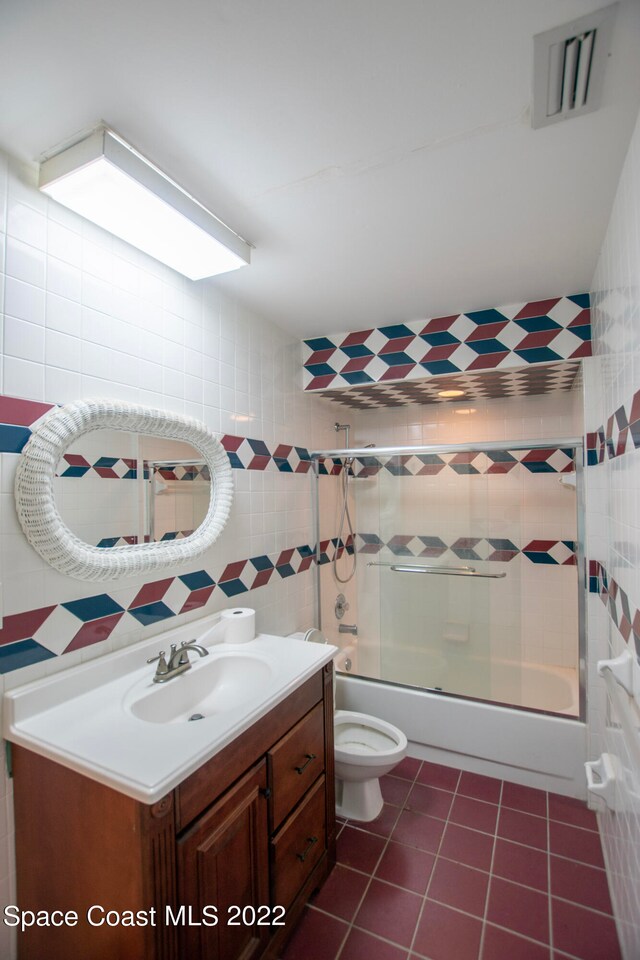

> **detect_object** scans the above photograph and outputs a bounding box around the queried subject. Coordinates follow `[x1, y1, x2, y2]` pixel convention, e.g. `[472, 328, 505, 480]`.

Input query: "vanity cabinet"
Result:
[11, 664, 335, 960]
[177, 761, 270, 960]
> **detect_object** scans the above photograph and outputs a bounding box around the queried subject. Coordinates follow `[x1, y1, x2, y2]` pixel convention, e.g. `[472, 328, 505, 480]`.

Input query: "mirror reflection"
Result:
[54, 430, 212, 548]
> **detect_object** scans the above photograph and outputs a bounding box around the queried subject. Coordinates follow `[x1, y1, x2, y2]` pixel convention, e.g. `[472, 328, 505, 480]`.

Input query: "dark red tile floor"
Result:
[281, 759, 620, 960]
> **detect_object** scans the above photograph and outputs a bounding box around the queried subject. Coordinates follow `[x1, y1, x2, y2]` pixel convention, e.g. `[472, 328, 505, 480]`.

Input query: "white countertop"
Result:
[3, 614, 336, 804]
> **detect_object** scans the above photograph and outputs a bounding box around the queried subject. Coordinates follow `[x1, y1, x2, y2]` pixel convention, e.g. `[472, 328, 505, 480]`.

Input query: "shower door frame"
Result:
[311, 437, 586, 722]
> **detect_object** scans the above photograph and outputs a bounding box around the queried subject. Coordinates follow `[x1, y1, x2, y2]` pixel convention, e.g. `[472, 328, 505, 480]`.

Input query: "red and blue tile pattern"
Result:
[589, 561, 640, 659]
[587, 387, 640, 465]
[352, 448, 575, 478]
[304, 295, 591, 392]
[58, 454, 141, 479]
[0, 396, 55, 453]
[0, 395, 315, 474]
[358, 535, 576, 566]
[0, 542, 328, 674]
[586, 390, 640, 660]
[317, 361, 582, 410]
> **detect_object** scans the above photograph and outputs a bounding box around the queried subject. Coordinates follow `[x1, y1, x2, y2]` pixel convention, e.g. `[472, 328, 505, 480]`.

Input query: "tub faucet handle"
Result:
[335, 593, 350, 619]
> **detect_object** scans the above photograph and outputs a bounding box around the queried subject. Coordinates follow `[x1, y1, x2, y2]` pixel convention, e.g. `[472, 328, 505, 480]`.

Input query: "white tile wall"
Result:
[0, 146, 336, 959]
[585, 105, 640, 960]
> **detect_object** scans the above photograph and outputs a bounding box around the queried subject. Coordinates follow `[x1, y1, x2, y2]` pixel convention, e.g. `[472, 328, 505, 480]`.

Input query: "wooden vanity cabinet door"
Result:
[177, 759, 270, 960]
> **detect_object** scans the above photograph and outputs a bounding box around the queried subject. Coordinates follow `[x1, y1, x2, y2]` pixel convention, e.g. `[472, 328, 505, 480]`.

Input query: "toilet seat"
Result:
[334, 710, 407, 764]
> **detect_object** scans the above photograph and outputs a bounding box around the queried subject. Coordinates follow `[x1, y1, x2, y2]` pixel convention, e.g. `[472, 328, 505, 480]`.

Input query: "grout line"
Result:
[546, 789, 554, 958]
[333, 784, 410, 960]
[407, 765, 465, 959]
[478, 777, 502, 959]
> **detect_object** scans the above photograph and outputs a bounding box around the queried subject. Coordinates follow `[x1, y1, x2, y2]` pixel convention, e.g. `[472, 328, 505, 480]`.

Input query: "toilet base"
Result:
[335, 775, 383, 822]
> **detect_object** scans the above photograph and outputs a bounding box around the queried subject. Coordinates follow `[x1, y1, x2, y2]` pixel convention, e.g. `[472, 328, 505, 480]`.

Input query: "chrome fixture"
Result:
[334, 422, 351, 449]
[338, 623, 358, 636]
[335, 593, 349, 620]
[367, 561, 506, 579]
[147, 639, 209, 683]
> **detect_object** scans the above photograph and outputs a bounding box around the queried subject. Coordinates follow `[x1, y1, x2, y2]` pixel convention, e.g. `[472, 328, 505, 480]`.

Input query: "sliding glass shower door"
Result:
[314, 439, 581, 716]
[355, 450, 519, 705]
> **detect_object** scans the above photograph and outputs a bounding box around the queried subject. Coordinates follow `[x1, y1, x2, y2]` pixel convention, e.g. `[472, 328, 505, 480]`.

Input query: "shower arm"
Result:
[367, 561, 506, 579]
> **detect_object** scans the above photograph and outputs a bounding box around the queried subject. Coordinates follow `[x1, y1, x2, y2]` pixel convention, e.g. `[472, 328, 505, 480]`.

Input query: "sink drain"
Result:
[188, 713, 205, 721]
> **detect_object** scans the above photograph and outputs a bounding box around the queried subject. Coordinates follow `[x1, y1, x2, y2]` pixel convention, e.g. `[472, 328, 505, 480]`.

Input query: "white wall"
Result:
[585, 105, 640, 960]
[0, 147, 336, 958]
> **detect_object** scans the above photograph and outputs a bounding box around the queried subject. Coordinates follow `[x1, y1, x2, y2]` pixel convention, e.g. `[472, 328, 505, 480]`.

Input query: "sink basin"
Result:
[126, 652, 275, 724]
[3, 613, 337, 803]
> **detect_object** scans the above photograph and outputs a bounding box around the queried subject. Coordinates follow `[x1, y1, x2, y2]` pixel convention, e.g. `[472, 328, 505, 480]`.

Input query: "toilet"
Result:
[288, 629, 408, 822]
[334, 709, 407, 821]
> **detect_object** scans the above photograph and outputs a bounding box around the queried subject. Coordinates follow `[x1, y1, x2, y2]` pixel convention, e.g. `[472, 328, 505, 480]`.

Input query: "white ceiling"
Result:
[1, 0, 639, 338]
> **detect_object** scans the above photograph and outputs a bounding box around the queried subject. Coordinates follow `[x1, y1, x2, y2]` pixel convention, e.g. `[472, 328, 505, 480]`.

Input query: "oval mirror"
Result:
[15, 399, 233, 581]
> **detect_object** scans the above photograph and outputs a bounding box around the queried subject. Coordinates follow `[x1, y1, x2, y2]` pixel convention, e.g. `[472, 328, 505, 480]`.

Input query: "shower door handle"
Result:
[390, 564, 506, 579]
[388, 564, 506, 579]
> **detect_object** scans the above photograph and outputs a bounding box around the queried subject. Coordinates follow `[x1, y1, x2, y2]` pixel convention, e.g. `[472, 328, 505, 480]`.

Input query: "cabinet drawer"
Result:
[268, 701, 325, 829]
[270, 776, 326, 910]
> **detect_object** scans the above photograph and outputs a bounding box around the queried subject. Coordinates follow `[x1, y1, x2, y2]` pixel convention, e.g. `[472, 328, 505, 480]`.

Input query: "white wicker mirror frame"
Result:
[14, 398, 234, 581]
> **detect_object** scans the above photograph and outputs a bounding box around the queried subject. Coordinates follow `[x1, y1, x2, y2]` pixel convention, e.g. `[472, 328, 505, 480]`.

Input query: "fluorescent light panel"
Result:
[39, 129, 250, 280]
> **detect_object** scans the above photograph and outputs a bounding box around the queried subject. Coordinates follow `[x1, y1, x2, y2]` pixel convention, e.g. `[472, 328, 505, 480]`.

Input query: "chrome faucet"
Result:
[147, 639, 209, 683]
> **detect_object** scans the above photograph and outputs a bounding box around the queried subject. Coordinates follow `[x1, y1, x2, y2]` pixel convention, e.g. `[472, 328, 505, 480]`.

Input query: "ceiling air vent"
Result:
[532, 3, 618, 128]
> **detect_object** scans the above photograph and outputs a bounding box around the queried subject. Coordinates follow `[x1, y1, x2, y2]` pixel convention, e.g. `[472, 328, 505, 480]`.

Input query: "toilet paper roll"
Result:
[221, 607, 256, 644]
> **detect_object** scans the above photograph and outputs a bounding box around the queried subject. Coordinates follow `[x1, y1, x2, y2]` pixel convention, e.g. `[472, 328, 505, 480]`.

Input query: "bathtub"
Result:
[490, 659, 578, 716]
[335, 664, 587, 799]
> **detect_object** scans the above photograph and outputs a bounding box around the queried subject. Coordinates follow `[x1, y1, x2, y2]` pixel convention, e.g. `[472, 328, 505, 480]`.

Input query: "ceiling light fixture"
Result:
[454, 408, 477, 415]
[438, 389, 465, 398]
[39, 126, 251, 280]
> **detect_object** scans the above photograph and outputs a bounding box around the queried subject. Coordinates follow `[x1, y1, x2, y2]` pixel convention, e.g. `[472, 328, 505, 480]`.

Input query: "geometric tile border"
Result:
[0, 394, 318, 475]
[0, 541, 328, 675]
[303, 294, 591, 391]
[351, 448, 576, 478]
[0, 526, 582, 676]
[0, 394, 319, 473]
[357, 533, 577, 565]
[55, 444, 578, 479]
[586, 387, 640, 465]
[589, 560, 640, 659]
[58, 454, 141, 479]
[57, 457, 212, 481]
[96, 530, 195, 548]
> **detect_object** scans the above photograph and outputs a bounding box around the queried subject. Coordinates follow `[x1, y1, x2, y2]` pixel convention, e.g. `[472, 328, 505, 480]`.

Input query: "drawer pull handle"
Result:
[296, 836, 318, 862]
[295, 753, 316, 775]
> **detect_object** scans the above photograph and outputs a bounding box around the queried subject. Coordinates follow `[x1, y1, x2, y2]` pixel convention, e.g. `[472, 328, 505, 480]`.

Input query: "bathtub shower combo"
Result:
[312, 436, 587, 799]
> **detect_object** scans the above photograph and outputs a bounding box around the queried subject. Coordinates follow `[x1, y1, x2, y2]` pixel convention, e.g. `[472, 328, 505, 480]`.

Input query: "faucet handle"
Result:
[176, 641, 191, 667]
[146, 650, 169, 675]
